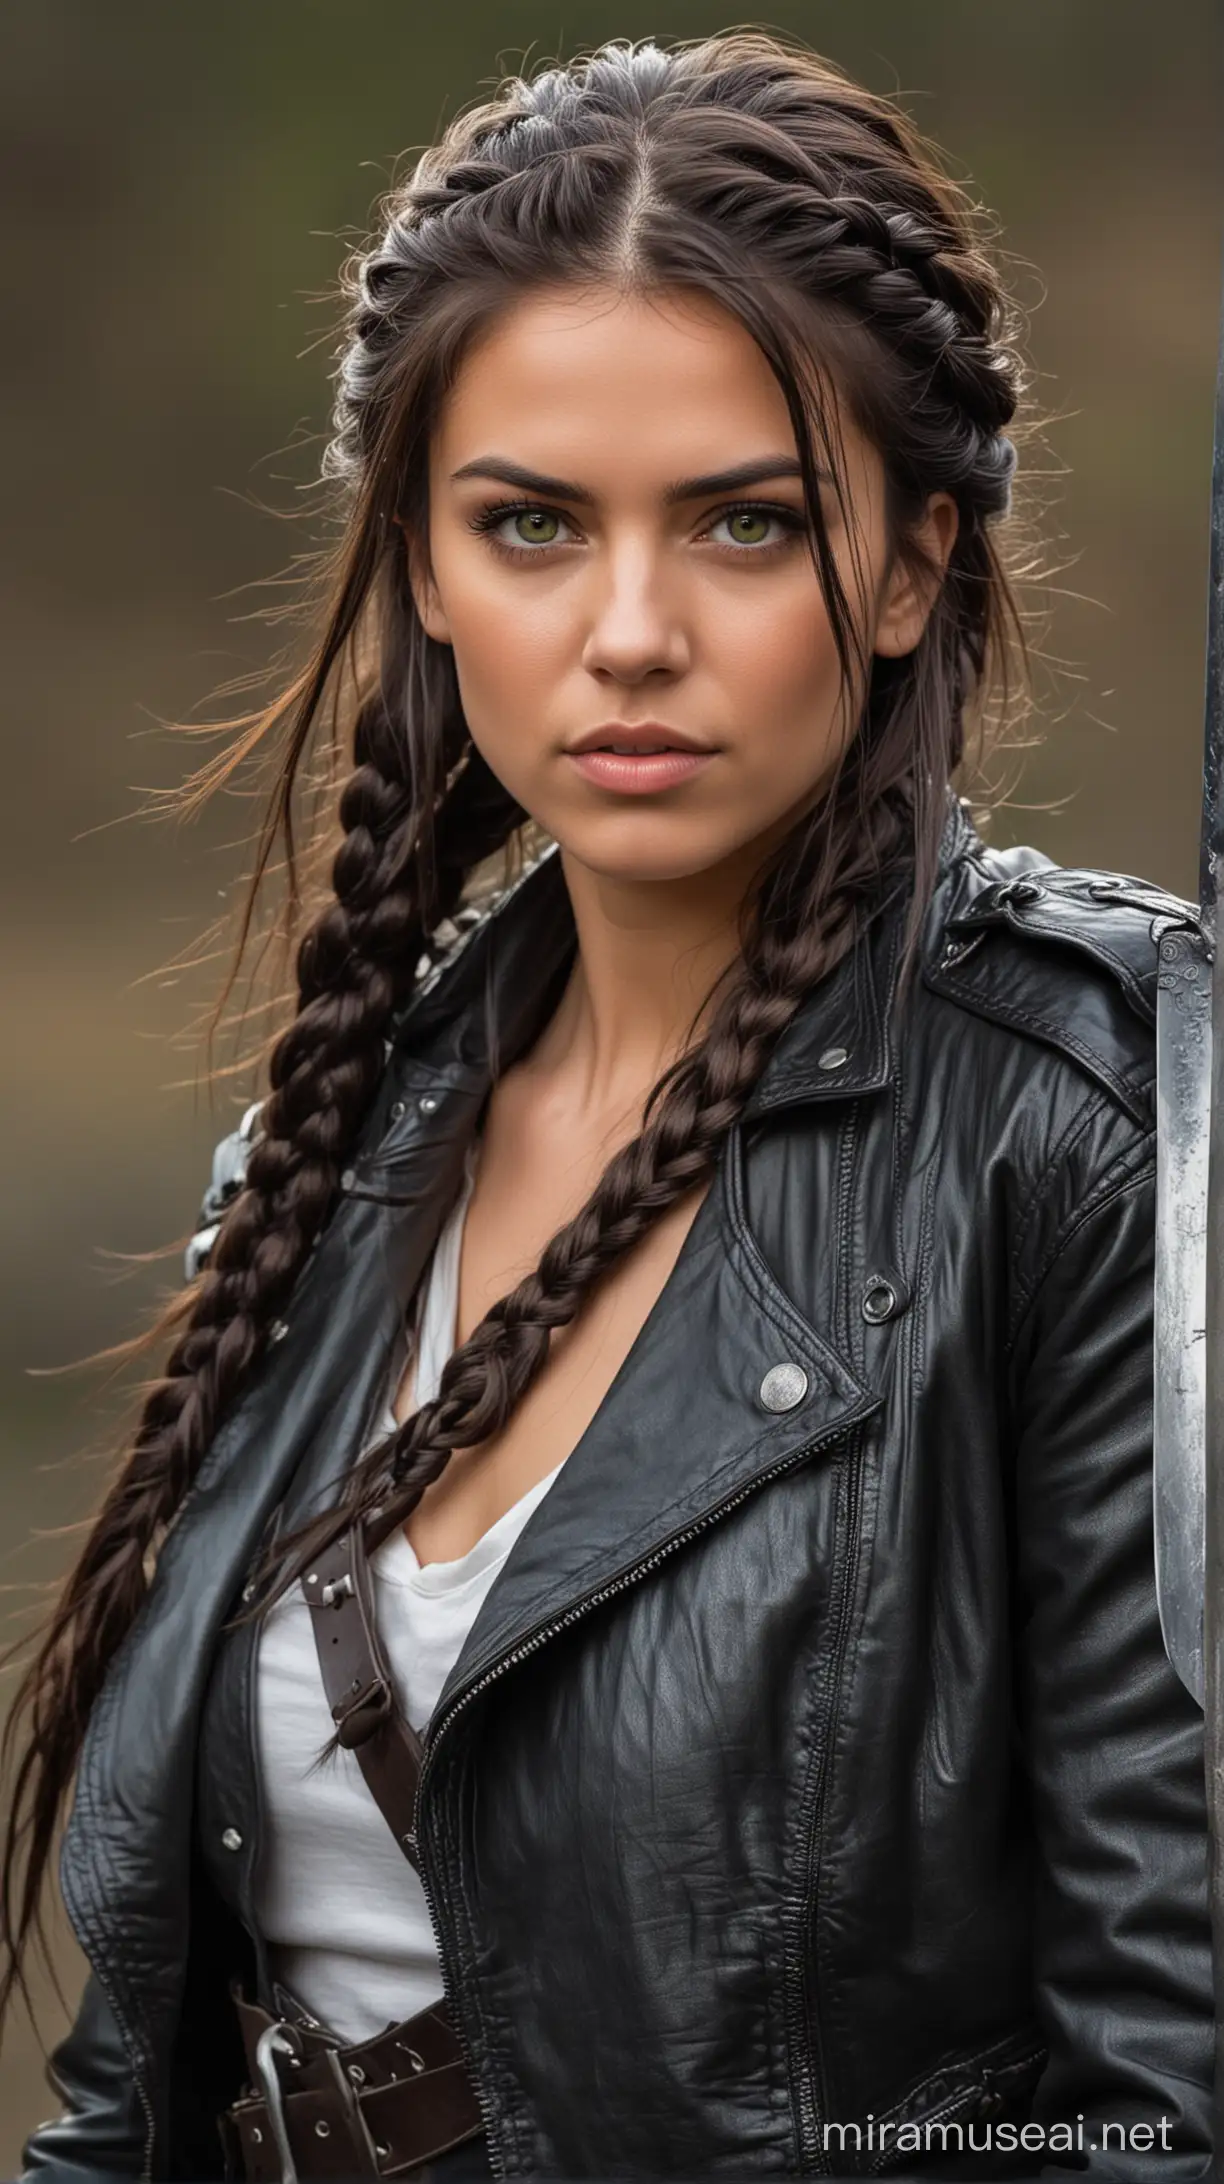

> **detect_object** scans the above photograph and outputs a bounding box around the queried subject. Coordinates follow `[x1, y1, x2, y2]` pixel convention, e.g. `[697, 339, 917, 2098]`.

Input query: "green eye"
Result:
[513, 509, 561, 545]
[724, 509, 771, 546]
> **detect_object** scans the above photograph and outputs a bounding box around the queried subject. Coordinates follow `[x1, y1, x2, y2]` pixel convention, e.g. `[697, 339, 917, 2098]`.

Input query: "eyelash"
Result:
[466, 496, 808, 562]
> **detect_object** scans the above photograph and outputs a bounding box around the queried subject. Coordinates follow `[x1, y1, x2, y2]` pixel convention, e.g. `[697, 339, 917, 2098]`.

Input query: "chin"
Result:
[548, 813, 770, 888]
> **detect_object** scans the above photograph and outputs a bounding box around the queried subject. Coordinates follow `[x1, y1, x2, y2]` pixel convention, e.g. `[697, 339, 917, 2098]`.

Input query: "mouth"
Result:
[564, 742, 717, 797]
[567, 722, 716, 756]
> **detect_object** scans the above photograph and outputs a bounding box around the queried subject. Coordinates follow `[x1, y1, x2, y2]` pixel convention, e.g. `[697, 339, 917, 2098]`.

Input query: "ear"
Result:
[873, 492, 960, 659]
[400, 520, 452, 646]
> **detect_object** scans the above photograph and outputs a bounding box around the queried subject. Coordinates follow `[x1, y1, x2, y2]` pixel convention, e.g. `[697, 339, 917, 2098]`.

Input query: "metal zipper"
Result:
[410, 1844, 513, 2179]
[411, 1400, 877, 2178]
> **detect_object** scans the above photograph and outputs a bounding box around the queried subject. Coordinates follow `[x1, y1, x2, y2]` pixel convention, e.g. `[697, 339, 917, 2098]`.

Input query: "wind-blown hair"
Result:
[1, 28, 1028, 2018]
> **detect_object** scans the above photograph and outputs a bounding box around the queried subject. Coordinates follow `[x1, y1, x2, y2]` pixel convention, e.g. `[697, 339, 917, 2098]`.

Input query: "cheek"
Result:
[429, 543, 569, 732]
[705, 573, 847, 772]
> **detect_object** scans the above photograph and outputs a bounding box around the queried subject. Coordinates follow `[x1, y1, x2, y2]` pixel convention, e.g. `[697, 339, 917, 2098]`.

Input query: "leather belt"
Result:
[221, 1512, 485, 2179]
[220, 1986, 484, 2180]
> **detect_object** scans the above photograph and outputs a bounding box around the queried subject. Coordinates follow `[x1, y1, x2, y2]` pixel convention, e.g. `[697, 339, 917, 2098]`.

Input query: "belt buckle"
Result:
[254, 2022, 303, 2184]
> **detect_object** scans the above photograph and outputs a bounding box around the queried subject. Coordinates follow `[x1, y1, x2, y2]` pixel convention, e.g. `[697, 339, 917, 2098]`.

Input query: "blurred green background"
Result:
[1, 0, 1220, 2162]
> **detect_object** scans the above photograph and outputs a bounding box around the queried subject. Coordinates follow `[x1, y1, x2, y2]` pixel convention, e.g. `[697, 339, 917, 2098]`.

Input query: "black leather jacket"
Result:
[19, 795, 1214, 2181]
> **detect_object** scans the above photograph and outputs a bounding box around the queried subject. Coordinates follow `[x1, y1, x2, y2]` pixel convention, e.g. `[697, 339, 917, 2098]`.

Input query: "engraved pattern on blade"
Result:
[1155, 928, 1212, 1706]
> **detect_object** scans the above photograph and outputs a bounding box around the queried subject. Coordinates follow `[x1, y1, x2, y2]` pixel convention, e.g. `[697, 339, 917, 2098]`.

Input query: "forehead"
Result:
[433, 284, 804, 487]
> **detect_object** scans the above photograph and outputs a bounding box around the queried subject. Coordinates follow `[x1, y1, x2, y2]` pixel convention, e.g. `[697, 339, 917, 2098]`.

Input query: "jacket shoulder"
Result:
[922, 846, 1202, 1126]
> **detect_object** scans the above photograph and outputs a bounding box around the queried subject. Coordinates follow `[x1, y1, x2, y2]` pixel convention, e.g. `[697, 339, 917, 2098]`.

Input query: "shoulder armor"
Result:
[184, 1100, 264, 1281]
[923, 863, 1202, 1123]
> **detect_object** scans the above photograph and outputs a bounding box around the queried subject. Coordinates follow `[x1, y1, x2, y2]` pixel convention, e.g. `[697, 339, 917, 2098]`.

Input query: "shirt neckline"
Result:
[373, 1463, 565, 1596]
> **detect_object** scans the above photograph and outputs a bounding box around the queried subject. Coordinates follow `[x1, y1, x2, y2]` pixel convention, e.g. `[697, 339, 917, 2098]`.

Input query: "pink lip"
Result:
[566, 750, 714, 794]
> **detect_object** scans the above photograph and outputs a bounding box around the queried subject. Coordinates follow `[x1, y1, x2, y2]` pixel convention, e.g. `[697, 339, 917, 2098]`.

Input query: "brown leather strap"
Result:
[227, 1520, 488, 2178]
[303, 1520, 425, 1871]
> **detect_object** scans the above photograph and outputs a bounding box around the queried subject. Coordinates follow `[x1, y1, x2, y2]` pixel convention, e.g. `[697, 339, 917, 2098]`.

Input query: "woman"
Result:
[1, 28, 1212, 2183]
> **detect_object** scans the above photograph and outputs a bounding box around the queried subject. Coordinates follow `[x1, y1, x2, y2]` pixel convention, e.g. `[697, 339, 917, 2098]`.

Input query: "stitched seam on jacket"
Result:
[1004, 1087, 1115, 1303]
[933, 977, 1148, 1118]
[1004, 1134, 1156, 1364]
[866, 2024, 1047, 2149]
[59, 1671, 162, 2166]
[874, 2039, 1044, 2132]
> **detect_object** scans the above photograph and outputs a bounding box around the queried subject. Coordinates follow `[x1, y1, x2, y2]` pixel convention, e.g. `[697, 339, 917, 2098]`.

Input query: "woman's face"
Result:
[410, 284, 956, 888]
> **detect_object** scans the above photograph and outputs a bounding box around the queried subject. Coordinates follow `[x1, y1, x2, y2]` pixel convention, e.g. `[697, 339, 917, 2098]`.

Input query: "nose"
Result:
[580, 537, 691, 683]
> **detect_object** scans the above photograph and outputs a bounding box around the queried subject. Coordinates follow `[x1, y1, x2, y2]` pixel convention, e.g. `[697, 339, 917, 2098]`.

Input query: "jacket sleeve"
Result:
[15, 1116, 265, 2184]
[1008, 1107, 1213, 2180]
[16, 1976, 146, 2183]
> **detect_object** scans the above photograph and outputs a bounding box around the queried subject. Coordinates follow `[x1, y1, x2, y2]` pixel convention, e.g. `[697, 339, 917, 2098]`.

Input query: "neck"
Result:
[523, 837, 770, 1126]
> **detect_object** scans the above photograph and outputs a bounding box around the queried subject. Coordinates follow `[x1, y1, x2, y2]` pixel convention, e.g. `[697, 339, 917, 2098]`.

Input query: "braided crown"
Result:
[323, 39, 1021, 523]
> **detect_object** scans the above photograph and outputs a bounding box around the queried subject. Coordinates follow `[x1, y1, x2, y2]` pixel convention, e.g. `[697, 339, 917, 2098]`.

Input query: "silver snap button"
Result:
[315, 2121, 331, 2140]
[418, 1093, 439, 1115]
[268, 1319, 288, 1344]
[817, 1046, 849, 1071]
[221, 1827, 243, 1852]
[389, 1099, 407, 1122]
[339, 1167, 357, 1191]
[347, 2064, 366, 2086]
[759, 1362, 809, 1412]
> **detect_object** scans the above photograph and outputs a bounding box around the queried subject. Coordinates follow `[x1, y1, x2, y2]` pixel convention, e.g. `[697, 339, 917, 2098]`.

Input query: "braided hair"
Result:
[1, 27, 1028, 2015]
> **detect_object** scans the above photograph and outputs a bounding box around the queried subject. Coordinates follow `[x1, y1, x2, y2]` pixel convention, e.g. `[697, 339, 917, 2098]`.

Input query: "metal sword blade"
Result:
[1153, 89, 1224, 1714]
[1155, 930, 1213, 1706]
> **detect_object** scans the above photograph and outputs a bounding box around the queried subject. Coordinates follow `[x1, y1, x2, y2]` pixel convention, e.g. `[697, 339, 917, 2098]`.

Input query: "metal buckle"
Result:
[332, 1675, 393, 1748]
[254, 2023, 302, 2184]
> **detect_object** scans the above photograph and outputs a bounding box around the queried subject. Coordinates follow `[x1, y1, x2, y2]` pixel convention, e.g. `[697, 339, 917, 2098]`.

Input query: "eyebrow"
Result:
[447, 454, 822, 503]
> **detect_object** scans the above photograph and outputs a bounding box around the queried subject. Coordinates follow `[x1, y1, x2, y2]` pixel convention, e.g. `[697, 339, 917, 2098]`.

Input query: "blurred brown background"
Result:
[1, 0, 1220, 2164]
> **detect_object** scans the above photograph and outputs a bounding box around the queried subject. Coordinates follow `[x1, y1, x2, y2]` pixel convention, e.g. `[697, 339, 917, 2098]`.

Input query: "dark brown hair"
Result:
[0, 28, 1027, 2021]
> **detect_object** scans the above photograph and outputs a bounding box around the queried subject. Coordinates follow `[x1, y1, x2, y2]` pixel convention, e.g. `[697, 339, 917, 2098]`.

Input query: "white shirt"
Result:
[252, 1137, 565, 2041]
